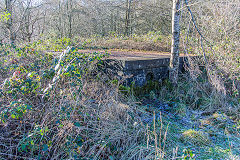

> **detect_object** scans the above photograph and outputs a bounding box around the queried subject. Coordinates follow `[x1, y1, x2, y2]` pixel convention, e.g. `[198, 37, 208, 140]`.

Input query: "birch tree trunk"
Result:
[169, 0, 181, 85]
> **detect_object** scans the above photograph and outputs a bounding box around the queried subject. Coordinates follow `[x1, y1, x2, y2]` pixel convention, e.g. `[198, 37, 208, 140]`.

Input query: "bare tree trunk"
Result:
[130, 0, 136, 35]
[5, 0, 15, 44]
[67, 0, 73, 39]
[125, 0, 131, 36]
[169, 0, 181, 85]
[24, 1, 32, 42]
[58, 1, 63, 38]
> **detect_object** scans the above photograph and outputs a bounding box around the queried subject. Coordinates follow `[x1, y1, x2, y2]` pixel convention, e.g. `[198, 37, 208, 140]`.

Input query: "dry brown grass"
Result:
[78, 33, 172, 52]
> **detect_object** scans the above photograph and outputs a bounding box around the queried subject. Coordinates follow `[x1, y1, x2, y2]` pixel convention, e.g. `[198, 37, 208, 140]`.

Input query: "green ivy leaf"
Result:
[11, 114, 16, 119]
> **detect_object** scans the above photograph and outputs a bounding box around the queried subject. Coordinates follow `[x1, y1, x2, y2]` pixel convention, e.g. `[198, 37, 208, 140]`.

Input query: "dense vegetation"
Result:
[0, 0, 240, 159]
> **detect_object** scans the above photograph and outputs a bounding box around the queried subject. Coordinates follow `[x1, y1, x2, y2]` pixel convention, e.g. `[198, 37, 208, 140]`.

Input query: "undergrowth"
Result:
[1, 37, 240, 159]
[0, 43, 173, 159]
[31, 31, 172, 52]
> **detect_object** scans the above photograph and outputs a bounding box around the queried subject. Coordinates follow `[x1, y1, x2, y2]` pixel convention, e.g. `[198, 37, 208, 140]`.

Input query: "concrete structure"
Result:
[103, 50, 190, 86]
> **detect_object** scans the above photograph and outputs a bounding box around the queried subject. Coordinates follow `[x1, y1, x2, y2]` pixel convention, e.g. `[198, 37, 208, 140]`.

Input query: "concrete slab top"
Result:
[78, 49, 190, 61]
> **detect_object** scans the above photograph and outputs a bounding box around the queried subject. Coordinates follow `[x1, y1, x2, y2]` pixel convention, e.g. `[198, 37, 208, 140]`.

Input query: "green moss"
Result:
[182, 129, 211, 146]
[132, 80, 160, 97]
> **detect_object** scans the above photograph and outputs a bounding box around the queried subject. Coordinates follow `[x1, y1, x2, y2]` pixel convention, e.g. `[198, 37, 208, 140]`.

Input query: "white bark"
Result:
[169, 0, 181, 85]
